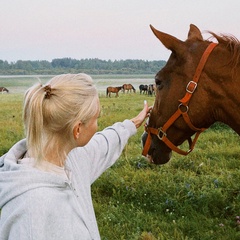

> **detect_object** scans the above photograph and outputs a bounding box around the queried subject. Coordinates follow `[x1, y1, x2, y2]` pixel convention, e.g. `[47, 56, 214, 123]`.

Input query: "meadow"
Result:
[0, 75, 239, 240]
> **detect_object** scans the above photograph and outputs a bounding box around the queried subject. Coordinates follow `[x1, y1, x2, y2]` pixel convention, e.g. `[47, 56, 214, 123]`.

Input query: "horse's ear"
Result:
[150, 24, 185, 53]
[187, 24, 203, 41]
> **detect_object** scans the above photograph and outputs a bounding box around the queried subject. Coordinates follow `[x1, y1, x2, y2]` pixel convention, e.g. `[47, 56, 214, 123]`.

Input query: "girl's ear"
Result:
[73, 122, 82, 139]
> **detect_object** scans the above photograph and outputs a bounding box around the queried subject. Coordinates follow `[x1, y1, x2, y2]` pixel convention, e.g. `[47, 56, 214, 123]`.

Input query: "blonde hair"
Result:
[23, 73, 98, 166]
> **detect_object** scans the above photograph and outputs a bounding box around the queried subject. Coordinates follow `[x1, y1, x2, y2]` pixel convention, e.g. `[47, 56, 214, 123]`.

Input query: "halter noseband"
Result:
[142, 42, 217, 157]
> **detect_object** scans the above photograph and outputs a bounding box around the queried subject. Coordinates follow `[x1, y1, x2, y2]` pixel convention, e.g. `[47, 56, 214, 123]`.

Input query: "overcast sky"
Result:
[0, 0, 239, 62]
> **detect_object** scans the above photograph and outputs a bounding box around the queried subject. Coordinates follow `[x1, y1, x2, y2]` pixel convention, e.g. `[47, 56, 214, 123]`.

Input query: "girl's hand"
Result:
[130, 100, 152, 128]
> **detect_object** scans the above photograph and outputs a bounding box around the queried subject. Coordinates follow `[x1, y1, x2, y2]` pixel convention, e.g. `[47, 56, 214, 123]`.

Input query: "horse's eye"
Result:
[156, 81, 163, 90]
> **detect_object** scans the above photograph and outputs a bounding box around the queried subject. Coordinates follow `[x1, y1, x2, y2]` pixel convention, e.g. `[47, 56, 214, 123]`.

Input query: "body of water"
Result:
[0, 75, 155, 95]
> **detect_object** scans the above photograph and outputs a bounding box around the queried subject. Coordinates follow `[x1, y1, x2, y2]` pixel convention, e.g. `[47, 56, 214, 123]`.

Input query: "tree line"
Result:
[0, 58, 166, 75]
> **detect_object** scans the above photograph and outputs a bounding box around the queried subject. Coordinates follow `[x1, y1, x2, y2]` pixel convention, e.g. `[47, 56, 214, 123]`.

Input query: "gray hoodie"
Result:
[0, 120, 136, 240]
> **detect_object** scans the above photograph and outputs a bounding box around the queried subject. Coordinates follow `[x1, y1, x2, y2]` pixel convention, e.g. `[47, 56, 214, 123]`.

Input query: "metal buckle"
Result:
[186, 81, 197, 93]
[158, 127, 167, 140]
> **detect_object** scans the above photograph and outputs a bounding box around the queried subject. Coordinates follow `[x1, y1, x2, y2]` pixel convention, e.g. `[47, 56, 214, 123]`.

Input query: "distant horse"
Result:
[122, 84, 136, 93]
[139, 85, 148, 94]
[0, 87, 9, 93]
[142, 24, 240, 164]
[106, 86, 122, 97]
[148, 84, 156, 96]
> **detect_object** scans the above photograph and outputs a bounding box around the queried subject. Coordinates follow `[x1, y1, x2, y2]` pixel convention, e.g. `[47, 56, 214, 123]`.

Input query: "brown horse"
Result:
[0, 87, 9, 93]
[106, 86, 122, 97]
[122, 84, 136, 93]
[142, 24, 240, 164]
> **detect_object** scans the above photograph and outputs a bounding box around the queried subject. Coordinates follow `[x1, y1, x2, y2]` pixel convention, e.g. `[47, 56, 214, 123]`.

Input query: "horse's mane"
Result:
[208, 31, 240, 68]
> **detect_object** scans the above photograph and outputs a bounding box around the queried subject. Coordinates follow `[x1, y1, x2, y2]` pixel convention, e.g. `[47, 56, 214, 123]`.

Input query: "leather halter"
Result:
[142, 42, 217, 157]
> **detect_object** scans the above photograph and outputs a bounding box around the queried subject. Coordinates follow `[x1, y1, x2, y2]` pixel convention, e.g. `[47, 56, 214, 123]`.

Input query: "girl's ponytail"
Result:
[23, 84, 45, 162]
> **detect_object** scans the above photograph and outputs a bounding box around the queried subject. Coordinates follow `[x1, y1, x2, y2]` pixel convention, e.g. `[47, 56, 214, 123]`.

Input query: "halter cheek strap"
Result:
[142, 42, 218, 157]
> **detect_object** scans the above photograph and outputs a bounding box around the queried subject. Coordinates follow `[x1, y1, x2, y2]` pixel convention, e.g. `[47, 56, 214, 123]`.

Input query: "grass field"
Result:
[0, 78, 239, 239]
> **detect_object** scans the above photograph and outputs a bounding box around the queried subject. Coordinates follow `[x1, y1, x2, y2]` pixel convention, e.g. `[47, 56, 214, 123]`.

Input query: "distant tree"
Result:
[0, 58, 166, 75]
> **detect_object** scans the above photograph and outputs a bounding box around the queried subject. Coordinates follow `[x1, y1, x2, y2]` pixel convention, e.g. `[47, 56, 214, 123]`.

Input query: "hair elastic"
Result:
[44, 85, 52, 99]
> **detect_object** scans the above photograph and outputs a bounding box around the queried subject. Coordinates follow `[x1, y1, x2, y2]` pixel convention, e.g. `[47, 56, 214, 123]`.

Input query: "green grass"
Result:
[0, 92, 239, 240]
[0, 94, 25, 155]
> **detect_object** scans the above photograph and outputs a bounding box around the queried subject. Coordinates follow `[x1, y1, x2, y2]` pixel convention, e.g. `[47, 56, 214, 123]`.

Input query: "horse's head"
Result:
[142, 24, 219, 164]
[132, 85, 136, 93]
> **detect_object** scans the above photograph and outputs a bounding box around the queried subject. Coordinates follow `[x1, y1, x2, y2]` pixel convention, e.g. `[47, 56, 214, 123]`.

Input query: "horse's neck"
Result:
[214, 75, 240, 135]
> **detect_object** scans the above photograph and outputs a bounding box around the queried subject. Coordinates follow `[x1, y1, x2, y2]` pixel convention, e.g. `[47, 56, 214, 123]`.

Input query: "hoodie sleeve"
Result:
[68, 120, 137, 184]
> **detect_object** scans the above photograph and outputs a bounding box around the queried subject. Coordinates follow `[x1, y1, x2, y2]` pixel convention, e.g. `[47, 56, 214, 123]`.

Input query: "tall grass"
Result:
[0, 92, 239, 240]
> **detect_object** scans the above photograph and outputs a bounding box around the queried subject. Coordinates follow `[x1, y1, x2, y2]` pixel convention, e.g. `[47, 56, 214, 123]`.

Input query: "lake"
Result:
[0, 74, 155, 95]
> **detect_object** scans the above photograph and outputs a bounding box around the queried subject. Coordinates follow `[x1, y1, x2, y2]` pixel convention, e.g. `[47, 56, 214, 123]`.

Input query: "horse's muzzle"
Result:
[141, 132, 172, 165]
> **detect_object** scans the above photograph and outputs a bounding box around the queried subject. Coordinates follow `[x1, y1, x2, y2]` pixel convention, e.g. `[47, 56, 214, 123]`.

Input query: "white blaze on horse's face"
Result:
[145, 117, 149, 126]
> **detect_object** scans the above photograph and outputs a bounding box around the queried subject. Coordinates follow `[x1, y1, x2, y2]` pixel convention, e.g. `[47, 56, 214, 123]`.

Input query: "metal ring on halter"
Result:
[178, 103, 189, 113]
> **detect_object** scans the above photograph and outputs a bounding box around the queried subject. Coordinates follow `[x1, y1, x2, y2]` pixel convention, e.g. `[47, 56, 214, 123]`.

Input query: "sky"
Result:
[0, 0, 240, 62]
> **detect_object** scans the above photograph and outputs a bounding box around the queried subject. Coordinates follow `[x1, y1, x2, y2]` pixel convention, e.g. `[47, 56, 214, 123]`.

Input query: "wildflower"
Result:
[213, 179, 219, 188]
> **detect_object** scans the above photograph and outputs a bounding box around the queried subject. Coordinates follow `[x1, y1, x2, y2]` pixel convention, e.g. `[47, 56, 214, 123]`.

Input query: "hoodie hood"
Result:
[0, 139, 67, 208]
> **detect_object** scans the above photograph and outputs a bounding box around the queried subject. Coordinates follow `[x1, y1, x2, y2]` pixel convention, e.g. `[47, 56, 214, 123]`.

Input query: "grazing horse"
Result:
[139, 84, 148, 94]
[142, 24, 240, 164]
[122, 84, 136, 93]
[0, 87, 9, 93]
[106, 86, 122, 97]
